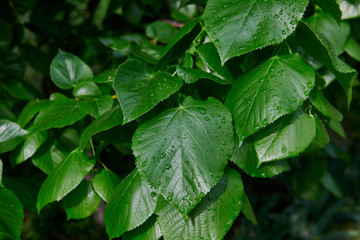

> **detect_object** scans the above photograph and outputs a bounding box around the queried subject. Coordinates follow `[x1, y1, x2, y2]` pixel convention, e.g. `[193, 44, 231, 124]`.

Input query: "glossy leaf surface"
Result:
[50, 49, 93, 89]
[226, 54, 314, 141]
[113, 59, 183, 123]
[133, 97, 234, 213]
[63, 180, 102, 220]
[157, 169, 243, 240]
[78, 95, 113, 119]
[176, 65, 229, 85]
[203, 0, 309, 63]
[17, 99, 51, 128]
[310, 88, 343, 122]
[254, 109, 316, 164]
[104, 170, 158, 239]
[0, 120, 28, 154]
[123, 216, 162, 240]
[32, 98, 87, 132]
[36, 149, 95, 211]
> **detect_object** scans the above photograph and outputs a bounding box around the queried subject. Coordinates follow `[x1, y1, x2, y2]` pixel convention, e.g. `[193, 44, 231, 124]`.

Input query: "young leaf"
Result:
[176, 65, 229, 85]
[231, 139, 290, 178]
[104, 169, 158, 239]
[132, 97, 234, 214]
[296, 21, 357, 108]
[314, 0, 342, 23]
[305, 12, 350, 55]
[32, 141, 69, 175]
[50, 49, 94, 89]
[0, 188, 24, 240]
[32, 98, 87, 132]
[17, 99, 51, 128]
[93, 69, 116, 83]
[78, 95, 113, 119]
[79, 105, 123, 149]
[345, 37, 360, 62]
[225, 54, 314, 142]
[157, 168, 244, 240]
[122, 215, 162, 240]
[196, 42, 233, 83]
[92, 168, 121, 202]
[314, 114, 330, 146]
[146, 21, 178, 44]
[254, 108, 316, 164]
[36, 149, 95, 212]
[156, 17, 201, 69]
[328, 119, 346, 139]
[63, 180, 102, 220]
[0, 120, 28, 154]
[73, 81, 103, 98]
[113, 59, 183, 123]
[241, 192, 257, 226]
[203, 0, 309, 63]
[10, 131, 47, 166]
[310, 88, 343, 122]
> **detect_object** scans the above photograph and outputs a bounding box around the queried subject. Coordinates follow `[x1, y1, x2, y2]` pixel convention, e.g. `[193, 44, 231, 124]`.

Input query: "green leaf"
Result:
[73, 81, 103, 98]
[104, 169, 158, 239]
[146, 21, 178, 44]
[32, 141, 69, 175]
[99, 37, 131, 54]
[345, 37, 360, 62]
[203, 0, 309, 63]
[63, 180, 102, 220]
[79, 105, 123, 149]
[92, 169, 121, 202]
[17, 99, 51, 128]
[321, 172, 343, 198]
[296, 21, 357, 109]
[50, 49, 94, 89]
[310, 88, 343, 122]
[328, 119, 346, 139]
[36, 149, 96, 212]
[196, 42, 233, 83]
[0, 188, 24, 240]
[0, 120, 28, 154]
[78, 95, 113, 119]
[254, 108, 316, 164]
[2, 79, 39, 101]
[305, 12, 350, 55]
[314, 114, 330, 146]
[225, 54, 315, 142]
[10, 131, 47, 166]
[156, 17, 201, 69]
[231, 139, 290, 178]
[133, 97, 234, 213]
[123, 215, 162, 240]
[314, 0, 342, 23]
[32, 98, 87, 132]
[339, 0, 360, 19]
[3, 177, 40, 211]
[157, 168, 244, 240]
[241, 191, 257, 226]
[93, 69, 116, 83]
[113, 59, 183, 123]
[176, 65, 229, 85]
[0, 160, 2, 187]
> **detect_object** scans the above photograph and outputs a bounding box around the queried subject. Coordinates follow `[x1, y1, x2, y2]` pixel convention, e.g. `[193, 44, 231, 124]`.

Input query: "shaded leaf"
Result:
[36, 149, 96, 212]
[0, 188, 24, 240]
[176, 65, 228, 85]
[17, 99, 51, 128]
[310, 88, 343, 122]
[2, 79, 39, 100]
[133, 97, 234, 214]
[63, 180, 102, 220]
[0, 160, 2, 187]
[203, 0, 309, 63]
[225, 54, 314, 141]
[254, 108, 316, 164]
[50, 49, 93, 89]
[321, 172, 343, 198]
[104, 169, 158, 239]
[92, 168, 121, 202]
[123, 215, 162, 240]
[345, 37, 360, 62]
[314, 114, 330, 146]
[296, 21, 357, 108]
[113, 59, 183, 123]
[79, 105, 123, 149]
[328, 119, 346, 139]
[10, 131, 47, 166]
[241, 191, 257, 226]
[314, 0, 342, 23]
[0, 120, 28, 154]
[78, 95, 113, 119]
[146, 21, 178, 43]
[32, 98, 87, 132]
[157, 169, 244, 240]
[231, 139, 290, 178]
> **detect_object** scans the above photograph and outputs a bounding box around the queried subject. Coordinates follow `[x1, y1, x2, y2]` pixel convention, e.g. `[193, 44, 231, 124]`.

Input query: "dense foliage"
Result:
[1, 0, 360, 239]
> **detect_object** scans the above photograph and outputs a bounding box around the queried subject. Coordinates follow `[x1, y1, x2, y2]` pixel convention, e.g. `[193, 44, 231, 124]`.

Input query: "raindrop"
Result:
[211, 113, 215, 118]
[274, 14, 280, 19]
[151, 191, 157, 197]
[197, 107, 207, 114]
[222, 141, 226, 145]
[205, 117, 210, 121]
[142, 161, 147, 167]
[307, 81, 313, 88]
[281, 145, 287, 153]
[218, 27, 223, 31]
[221, 117, 226, 124]
[262, 118, 268, 125]
[277, 106, 282, 110]
[304, 91, 310, 96]
[282, 30, 286, 35]
[165, 163, 172, 170]
[279, 9, 283, 15]
[160, 152, 167, 159]
[261, 173, 265, 177]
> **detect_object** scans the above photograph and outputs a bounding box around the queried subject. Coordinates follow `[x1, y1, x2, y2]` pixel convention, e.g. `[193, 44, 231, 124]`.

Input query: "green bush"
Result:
[1, 0, 359, 239]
